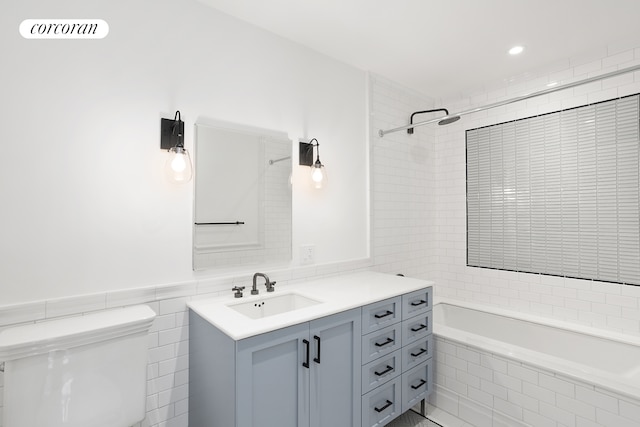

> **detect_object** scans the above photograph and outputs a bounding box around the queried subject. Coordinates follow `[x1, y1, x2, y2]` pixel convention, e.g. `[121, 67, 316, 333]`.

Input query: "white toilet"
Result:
[0, 304, 156, 427]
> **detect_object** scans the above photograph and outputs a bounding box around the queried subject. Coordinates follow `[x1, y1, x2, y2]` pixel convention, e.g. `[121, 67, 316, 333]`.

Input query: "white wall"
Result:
[0, 0, 369, 306]
[0, 2, 370, 426]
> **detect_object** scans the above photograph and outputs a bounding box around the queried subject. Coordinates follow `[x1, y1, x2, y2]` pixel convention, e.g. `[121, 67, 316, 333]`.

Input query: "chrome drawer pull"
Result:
[374, 337, 394, 347]
[410, 299, 427, 307]
[374, 365, 394, 376]
[411, 379, 427, 390]
[374, 399, 393, 413]
[410, 323, 427, 332]
[374, 310, 393, 319]
[410, 348, 427, 357]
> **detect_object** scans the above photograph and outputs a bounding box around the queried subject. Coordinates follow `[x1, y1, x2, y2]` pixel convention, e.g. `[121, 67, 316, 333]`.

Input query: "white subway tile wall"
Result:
[369, 73, 438, 279]
[0, 258, 371, 427]
[432, 45, 640, 337]
[370, 45, 640, 425]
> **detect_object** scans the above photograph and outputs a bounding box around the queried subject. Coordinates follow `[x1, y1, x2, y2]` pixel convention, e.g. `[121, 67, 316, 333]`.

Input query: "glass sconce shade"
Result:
[165, 146, 192, 183]
[310, 159, 327, 189]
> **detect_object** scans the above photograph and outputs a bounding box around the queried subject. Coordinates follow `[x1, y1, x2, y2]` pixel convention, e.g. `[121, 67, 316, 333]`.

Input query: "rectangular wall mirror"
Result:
[193, 120, 292, 270]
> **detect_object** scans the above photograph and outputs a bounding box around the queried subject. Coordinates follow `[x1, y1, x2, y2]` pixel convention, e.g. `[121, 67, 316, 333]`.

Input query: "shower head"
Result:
[407, 108, 460, 133]
[438, 115, 461, 126]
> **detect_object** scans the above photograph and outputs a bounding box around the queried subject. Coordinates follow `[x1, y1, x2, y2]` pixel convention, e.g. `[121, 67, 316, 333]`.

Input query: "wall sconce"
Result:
[299, 138, 327, 189]
[161, 110, 192, 183]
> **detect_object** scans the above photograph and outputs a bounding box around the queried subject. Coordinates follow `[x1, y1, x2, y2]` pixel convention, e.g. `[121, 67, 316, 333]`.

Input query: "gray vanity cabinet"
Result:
[308, 308, 362, 427]
[236, 323, 309, 427]
[360, 288, 433, 427]
[190, 308, 361, 427]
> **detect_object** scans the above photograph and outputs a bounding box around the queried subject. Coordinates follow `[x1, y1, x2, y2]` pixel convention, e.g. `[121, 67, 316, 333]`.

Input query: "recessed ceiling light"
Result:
[508, 46, 524, 55]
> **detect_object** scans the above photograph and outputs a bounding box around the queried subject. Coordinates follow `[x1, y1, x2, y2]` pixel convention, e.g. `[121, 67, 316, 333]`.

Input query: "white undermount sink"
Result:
[227, 292, 322, 319]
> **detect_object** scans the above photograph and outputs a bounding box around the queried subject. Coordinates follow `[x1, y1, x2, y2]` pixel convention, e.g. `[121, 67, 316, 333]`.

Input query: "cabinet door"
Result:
[309, 308, 362, 427]
[237, 323, 310, 427]
[401, 359, 432, 413]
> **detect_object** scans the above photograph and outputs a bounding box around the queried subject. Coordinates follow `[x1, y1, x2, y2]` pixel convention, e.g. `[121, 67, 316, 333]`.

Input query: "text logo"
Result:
[20, 19, 109, 39]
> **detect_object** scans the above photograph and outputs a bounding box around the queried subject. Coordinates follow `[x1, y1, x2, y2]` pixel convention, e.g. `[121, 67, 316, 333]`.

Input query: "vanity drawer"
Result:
[362, 349, 402, 395]
[401, 288, 432, 320]
[362, 297, 402, 334]
[401, 335, 433, 372]
[401, 359, 433, 413]
[401, 312, 432, 345]
[362, 323, 402, 365]
[362, 376, 402, 427]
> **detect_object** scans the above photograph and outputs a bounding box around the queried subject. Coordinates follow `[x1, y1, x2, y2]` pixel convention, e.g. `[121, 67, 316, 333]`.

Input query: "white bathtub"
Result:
[433, 299, 640, 401]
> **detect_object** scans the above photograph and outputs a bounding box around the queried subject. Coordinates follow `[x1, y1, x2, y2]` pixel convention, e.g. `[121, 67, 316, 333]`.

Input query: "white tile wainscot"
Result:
[428, 299, 640, 427]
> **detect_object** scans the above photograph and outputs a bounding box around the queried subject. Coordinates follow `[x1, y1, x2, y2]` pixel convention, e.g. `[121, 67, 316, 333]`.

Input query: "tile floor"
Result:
[386, 410, 441, 427]
[386, 403, 476, 427]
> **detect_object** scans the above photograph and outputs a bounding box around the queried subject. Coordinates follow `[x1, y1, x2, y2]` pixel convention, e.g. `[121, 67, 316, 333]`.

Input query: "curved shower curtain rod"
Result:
[378, 63, 640, 137]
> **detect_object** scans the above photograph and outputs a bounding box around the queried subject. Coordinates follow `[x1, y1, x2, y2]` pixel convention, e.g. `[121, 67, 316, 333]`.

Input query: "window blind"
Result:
[466, 94, 640, 285]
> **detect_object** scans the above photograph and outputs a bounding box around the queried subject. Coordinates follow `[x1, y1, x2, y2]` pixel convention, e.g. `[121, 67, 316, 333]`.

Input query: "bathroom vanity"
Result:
[188, 271, 433, 427]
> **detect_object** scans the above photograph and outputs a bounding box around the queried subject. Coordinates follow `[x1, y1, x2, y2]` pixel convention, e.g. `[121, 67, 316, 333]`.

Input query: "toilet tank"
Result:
[0, 305, 156, 427]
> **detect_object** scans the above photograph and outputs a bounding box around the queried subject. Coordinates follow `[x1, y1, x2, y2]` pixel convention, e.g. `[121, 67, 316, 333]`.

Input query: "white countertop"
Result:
[188, 271, 434, 340]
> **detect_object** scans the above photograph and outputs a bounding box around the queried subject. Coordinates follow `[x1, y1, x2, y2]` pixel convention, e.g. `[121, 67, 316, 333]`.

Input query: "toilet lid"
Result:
[0, 304, 155, 361]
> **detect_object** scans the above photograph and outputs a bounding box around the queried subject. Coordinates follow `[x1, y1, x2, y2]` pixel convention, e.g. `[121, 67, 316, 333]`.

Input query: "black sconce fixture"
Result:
[299, 138, 327, 189]
[161, 110, 192, 183]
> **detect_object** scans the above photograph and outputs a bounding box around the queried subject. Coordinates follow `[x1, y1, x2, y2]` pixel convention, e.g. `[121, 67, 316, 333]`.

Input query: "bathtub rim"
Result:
[432, 297, 640, 401]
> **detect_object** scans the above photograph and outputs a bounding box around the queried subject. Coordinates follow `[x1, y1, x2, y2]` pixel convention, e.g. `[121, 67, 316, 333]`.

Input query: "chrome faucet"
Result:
[252, 272, 275, 294]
